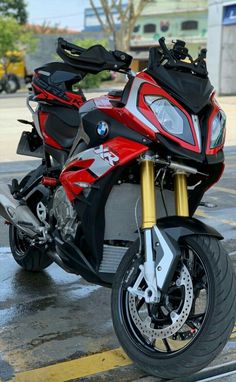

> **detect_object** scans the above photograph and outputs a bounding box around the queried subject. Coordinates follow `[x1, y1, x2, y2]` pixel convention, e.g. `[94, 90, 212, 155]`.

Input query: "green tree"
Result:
[0, 0, 27, 24]
[74, 38, 109, 89]
[0, 16, 37, 72]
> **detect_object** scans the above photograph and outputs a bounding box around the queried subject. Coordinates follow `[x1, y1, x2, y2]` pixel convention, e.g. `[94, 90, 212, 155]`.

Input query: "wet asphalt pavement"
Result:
[0, 148, 236, 381]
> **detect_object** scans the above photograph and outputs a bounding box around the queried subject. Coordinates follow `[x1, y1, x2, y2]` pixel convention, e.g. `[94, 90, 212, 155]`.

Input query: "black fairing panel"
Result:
[45, 114, 77, 148]
[69, 106, 152, 159]
[42, 105, 80, 148]
[156, 134, 225, 164]
[157, 216, 223, 241]
[42, 104, 80, 126]
[146, 67, 213, 113]
[44, 144, 68, 165]
[74, 169, 124, 271]
[35, 62, 85, 87]
[83, 110, 149, 146]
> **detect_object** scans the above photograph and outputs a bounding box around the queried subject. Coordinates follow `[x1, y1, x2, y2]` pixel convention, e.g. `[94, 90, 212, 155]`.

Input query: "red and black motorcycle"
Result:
[0, 37, 235, 379]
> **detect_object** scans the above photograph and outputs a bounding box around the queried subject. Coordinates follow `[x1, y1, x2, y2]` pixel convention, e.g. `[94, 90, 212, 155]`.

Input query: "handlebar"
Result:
[58, 37, 85, 55]
[148, 37, 208, 77]
[56, 37, 133, 74]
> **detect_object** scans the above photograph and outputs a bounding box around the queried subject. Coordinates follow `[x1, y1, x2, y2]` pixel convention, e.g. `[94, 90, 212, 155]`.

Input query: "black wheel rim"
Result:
[118, 242, 210, 357]
[12, 227, 31, 258]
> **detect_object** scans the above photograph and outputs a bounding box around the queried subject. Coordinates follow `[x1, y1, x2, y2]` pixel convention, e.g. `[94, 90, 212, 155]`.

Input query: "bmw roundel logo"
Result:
[96, 121, 109, 137]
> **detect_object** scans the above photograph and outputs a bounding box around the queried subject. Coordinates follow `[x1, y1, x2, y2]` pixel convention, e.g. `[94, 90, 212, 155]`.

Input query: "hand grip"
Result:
[57, 37, 85, 55]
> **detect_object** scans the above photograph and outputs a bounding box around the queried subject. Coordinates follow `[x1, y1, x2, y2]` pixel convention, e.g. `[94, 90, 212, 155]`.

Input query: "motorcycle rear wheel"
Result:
[9, 225, 53, 272]
[111, 235, 236, 379]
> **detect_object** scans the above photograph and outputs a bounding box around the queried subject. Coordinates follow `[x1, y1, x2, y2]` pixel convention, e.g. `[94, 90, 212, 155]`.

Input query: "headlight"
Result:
[210, 111, 226, 148]
[145, 96, 194, 145]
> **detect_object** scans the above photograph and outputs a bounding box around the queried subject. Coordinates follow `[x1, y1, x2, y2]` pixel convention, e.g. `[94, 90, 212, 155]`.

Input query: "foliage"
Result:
[26, 21, 69, 35]
[0, 0, 27, 24]
[0, 16, 37, 70]
[89, 0, 152, 51]
[74, 38, 109, 89]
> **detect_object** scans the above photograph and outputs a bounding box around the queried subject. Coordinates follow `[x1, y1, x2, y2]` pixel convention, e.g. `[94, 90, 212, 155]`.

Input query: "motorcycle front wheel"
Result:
[111, 235, 236, 379]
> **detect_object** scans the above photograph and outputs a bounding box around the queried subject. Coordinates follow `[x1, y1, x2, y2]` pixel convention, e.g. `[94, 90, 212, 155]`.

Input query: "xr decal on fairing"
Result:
[94, 145, 119, 166]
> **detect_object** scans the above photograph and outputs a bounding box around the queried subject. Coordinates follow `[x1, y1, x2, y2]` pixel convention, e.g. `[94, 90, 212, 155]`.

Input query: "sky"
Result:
[27, 0, 95, 31]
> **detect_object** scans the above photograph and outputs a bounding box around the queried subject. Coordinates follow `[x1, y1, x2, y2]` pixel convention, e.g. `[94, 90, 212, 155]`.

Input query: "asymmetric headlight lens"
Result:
[145, 96, 194, 145]
[210, 111, 226, 148]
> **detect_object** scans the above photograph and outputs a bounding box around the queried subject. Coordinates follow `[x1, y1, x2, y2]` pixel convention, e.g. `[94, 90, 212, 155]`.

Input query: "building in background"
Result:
[208, 1, 236, 94]
[130, 0, 208, 71]
[84, 6, 123, 32]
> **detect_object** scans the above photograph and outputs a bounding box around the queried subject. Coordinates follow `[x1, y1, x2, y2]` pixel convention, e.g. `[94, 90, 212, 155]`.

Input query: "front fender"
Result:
[157, 215, 223, 242]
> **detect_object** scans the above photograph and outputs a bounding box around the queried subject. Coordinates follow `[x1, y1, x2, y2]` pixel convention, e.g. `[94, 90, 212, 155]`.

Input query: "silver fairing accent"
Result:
[191, 114, 202, 151]
[26, 96, 43, 139]
[153, 225, 176, 290]
[125, 77, 159, 133]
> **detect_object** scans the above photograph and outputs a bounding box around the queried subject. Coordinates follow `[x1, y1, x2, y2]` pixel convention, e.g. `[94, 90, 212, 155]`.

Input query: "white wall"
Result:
[207, 0, 224, 92]
[208, 0, 236, 94]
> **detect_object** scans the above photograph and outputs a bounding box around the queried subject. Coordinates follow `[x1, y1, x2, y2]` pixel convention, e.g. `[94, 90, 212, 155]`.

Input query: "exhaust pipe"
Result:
[0, 183, 42, 238]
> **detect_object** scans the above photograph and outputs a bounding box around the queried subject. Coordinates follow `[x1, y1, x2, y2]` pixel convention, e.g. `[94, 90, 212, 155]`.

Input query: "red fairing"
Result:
[136, 82, 201, 153]
[38, 111, 62, 149]
[60, 160, 96, 201]
[93, 76, 158, 141]
[60, 137, 148, 201]
[32, 82, 85, 109]
[94, 72, 200, 152]
[206, 94, 226, 155]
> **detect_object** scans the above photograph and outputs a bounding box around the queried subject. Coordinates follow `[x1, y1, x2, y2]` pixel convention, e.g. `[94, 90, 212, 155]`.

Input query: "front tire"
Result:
[9, 225, 53, 271]
[111, 235, 236, 379]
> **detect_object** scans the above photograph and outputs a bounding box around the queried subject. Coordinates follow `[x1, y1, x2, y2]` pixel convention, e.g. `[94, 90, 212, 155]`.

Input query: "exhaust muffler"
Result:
[0, 183, 42, 238]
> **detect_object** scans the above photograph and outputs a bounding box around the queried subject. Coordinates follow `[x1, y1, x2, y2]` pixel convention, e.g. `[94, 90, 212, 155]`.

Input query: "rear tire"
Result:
[9, 225, 53, 271]
[111, 235, 236, 379]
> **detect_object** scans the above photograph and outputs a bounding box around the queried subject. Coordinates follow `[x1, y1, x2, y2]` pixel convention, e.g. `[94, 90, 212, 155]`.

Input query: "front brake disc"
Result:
[128, 264, 193, 340]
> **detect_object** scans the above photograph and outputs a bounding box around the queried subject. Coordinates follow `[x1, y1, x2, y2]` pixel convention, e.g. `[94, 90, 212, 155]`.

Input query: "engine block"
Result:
[53, 186, 78, 239]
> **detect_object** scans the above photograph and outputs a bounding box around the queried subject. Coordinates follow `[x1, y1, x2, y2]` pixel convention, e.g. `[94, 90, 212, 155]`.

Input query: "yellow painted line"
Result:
[6, 328, 236, 382]
[230, 332, 236, 340]
[221, 219, 236, 228]
[213, 186, 236, 196]
[10, 348, 132, 382]
[195, 210, 236, 227]
[195, 210, 208, 218]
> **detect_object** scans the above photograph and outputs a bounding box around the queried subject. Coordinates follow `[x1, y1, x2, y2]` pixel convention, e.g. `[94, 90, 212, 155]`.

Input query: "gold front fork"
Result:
[174, 172, 189, 217]
[140, 157, 189, 226]
[140, 157, 156, 229]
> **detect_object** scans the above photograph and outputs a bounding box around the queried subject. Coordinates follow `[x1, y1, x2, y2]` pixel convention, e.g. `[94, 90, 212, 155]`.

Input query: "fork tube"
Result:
[174, 172, 189, 216]
[140, 156, 156, 229]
